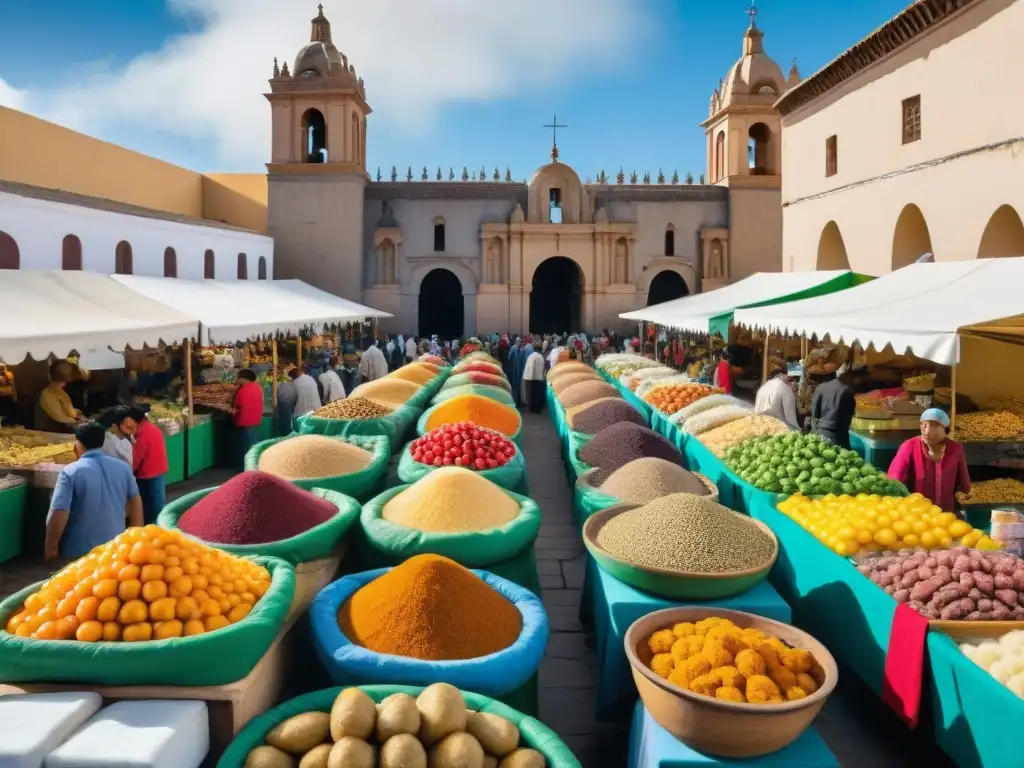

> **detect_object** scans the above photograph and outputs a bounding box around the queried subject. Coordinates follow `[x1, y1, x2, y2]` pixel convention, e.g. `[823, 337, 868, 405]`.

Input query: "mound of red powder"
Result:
[177, 471, 337, 544]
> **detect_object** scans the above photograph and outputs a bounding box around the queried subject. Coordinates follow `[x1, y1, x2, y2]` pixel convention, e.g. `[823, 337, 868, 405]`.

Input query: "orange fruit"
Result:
[183, 619, 205, 636]
[96, 596, 121, 622]
[118, 599, 148, 625]
[122, 623, 153, 642]
[118, 579, 142, 601]
[203, 615, 229, 632]
[76, 620, 103, 642]
[153, 620, 184, 640]
[102, 622, 122, 641]
[75, 596, 100, 623]
[141, 581, 168, 602]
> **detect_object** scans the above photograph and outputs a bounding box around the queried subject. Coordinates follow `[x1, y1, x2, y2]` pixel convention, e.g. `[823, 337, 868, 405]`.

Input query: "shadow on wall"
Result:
[200, 175, 268, 233]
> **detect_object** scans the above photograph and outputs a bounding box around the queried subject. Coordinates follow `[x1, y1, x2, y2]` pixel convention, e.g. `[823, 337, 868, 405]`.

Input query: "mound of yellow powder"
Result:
[382, 466, 519, 532]
[257, 435, 373, 479]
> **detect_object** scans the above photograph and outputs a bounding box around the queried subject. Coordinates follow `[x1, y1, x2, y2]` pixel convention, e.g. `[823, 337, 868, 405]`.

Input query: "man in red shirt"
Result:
[232, 369, 264, 469]
[127, 405, 169, 524]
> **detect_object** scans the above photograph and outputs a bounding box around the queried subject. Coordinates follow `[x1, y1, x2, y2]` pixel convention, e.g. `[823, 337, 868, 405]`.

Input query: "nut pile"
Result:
[595, 493, 777, 573]
[953, 411, 1024, 442]
[313, 398, 394, 420]
[957, 478, 1024, 505]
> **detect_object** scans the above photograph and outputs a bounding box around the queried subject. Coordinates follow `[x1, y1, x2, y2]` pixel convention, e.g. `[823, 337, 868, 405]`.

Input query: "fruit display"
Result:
[137, 399, 188, 426]
[643, 383, 719, 416]
[244, 684, 547, 768]
[778, 492, 991, 557]
[312, 398, 395, 420]
[0, 428, 76, 467]
[723, 433, 907, 497]
[410, 422, 516, 470]
[957, 478, 1024, 506]
[698, 415, 791, 457]
[3, 525, 271, 642]
[623, 366, 676, 392]
[854, 547, 1024, 620]
[594, 353, 660, 379]
[644, 616, 823, 704]
[959, 630, 1024, 697]
[954, 410, 1024, 442]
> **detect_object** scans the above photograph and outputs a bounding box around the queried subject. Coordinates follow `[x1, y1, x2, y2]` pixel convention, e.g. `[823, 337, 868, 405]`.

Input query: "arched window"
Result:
[664, 225, 675, 257]
[301, 108, 327, 163]
[714, 132, 725, 182]
[114, 241, 133, 274]
[164, 247, 177, 277]
[433, 217, 446, 252]
[237, 252, 248, 279]
[748, 123, 772, 174]
[0, 231, 18, 269]
[257, 256, 268, 280]
[61, 235, 82, 270]
[204, 249, 215, 279]
[350, 112, 360, 163]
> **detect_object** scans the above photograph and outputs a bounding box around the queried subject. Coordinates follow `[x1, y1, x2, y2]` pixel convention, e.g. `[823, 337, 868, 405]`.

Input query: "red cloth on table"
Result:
[881, 602, 929, 728]
[232, 381, 264, 428]
[132, 419, 168, 479]
[715, 359, 733, 395]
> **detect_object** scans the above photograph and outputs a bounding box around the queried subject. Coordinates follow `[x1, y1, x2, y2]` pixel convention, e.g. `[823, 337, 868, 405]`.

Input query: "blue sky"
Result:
[0, 1, 910, 178]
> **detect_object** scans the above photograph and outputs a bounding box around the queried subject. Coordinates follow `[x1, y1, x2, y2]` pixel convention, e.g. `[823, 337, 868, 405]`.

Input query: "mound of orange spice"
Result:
[338, 554, 522, 660]
[643, 383, 720, 415]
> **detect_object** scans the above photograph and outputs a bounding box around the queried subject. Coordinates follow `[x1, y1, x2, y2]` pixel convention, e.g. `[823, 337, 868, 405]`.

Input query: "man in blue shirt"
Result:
[45, 422, 143, 561]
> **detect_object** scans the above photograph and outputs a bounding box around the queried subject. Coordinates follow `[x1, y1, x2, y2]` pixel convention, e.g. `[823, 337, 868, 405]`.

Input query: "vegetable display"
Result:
[854, 547, 1024, 620]
[410, 423, 516, 470]
[723, 433, 907, 497]
[643, 383, 719, 416]
[645, 616, 823, 704]
[698, 415, 790, 457]
[959, 631, 1024, 698]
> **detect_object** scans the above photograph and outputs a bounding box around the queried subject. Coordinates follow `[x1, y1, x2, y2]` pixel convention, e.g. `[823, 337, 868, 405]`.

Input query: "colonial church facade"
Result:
[267, 6, 795, 336]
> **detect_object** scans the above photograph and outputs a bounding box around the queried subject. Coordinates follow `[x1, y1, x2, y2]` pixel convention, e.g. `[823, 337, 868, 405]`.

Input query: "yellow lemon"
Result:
[936, 532, 953, 549]
[874, 528, 898, 547]
[961, 529, 983, 547]
[920, 530, 937, 548]
[834, 541, 857, 557]
[892, 520, 911, 537]
[912, 520, 929, 535]
[901, 534, 920, 548]
[875, 515, 893, 528]
[856, 529, 874, 545]
[948, 520, 972, 539]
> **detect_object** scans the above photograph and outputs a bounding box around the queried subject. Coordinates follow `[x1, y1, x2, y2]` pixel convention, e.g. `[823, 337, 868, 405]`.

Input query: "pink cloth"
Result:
[715, 360, 733, 395]
[887, 436, 971, 511]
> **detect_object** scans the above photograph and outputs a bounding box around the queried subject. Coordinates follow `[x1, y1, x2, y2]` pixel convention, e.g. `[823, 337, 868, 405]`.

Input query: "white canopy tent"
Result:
[112, 276, 390, 345]
[732, 259, 1024, 366]
[0, 271, 199, 364]
[620, 270, 858, 335]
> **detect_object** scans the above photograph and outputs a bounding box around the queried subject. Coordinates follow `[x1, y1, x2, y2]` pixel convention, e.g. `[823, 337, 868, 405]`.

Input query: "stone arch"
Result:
[237, 252, 248, 279]
[647, 270, 690, 306]
[816, 221, 851, 270]
[977, 205, 1024, 259]
[258, 256, 268, 280]
[204, 249, 216, 279]
[114, 240, 133, 275]
[164, 247, 177, 278]
[530, 256, 583, 334]
[637, 260, 695, 300]
[301, 108, 327, 163]
[528, 163, 583, 224]
[0, 231, 18, 269]
[62, 235, 82, 270]
[714, 131, 725, 181]
[748, 122, 773, 174]
[664, 224, 676, 257]
[418, 268, 464, 338]
[892, 203, 933, 270]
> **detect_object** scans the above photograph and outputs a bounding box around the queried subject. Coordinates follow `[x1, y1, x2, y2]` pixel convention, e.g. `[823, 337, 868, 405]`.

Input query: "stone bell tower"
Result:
[265, 4, 371, 302]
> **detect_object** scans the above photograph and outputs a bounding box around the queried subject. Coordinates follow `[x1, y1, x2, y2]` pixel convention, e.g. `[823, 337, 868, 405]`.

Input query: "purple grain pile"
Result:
[559, 380, 621, 410]
[571, 399, 646, 435]
[579, 422, 683, 485]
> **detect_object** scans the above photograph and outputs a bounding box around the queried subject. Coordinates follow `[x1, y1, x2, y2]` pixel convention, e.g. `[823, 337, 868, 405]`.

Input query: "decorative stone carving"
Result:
[707, 239, 724, 278]
[484, 238, 504, 284]
[614, 238, 628, 284]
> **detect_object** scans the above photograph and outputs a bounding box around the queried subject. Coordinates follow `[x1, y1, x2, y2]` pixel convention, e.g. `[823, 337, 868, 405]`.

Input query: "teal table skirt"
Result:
[849, 430, 910, 472]
[164, 429, 185, 486]
[627, 700, 838, 767]
[584, 557, 791, 722]
[650, 410, 686, 455]
[186, 417, 219, 477]
[0, 483, 27, 564]
[679, 429, 780, 516]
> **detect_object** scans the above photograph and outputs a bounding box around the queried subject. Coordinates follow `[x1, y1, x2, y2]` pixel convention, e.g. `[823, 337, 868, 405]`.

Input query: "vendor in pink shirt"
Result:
[887, 408, 971, 512]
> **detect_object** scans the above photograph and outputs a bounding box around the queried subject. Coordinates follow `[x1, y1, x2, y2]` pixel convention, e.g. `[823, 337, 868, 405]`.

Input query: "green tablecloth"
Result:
[849, 430, 910, 472]
[0, 483, 27, 564]
[186, 417, 218, 477]
[163, 429, 185, 485]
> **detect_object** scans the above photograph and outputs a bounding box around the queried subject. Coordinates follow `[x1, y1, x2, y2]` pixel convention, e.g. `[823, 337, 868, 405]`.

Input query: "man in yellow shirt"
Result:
[36, 362, 84, 433]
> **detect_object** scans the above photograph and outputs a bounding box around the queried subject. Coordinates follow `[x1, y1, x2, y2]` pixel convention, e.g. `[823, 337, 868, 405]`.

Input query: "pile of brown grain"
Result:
[595, 457, 709, 503]
[558, 380, 621, 409]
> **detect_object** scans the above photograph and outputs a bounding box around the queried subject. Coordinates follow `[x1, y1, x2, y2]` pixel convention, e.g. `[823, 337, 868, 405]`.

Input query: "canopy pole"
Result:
[951, 357, 958, 435]
[296, 336, 302, 369]
[271, 339, 279, 409]
[184, 339, 195, 429]
[801, 334, 808, 361]
[762, 334, 770, 385]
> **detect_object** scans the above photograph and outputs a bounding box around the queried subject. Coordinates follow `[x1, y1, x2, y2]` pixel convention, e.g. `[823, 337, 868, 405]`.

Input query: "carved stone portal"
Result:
[614, 237, 628, 284]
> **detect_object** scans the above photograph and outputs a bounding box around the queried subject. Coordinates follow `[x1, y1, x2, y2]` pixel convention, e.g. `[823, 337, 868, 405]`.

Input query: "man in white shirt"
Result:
[291, 367, 322, 417]
[319, 356, 346, 403]
[405, 336, 418, 362]
[754, 367, 800, 431]
[100, 406, 135, 465]
[358, 342, 389, 383]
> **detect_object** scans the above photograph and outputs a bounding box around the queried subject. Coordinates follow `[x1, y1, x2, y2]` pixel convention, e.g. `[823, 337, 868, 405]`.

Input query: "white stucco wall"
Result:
[0, 191, 273, 279]
[622, 200, 729, 288]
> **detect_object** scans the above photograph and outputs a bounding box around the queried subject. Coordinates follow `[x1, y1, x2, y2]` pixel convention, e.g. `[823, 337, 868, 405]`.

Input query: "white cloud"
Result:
[0, 77, 27, 111]
[13, 0, 650, 170]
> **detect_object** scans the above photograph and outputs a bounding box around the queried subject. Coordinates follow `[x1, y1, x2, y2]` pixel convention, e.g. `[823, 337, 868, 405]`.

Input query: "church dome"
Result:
[292, 5, 349, 78]
[714, 10, 787, 112]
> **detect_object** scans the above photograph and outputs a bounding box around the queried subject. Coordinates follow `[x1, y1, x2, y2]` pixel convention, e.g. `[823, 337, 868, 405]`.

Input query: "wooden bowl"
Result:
[625, 606, 838, 758]
[582, 503, 776, 600]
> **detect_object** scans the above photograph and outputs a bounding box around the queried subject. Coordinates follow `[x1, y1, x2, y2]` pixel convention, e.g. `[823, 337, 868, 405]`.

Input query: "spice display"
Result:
[350, 378, 422, 405]
[420, 355, 445, 366]
[424, 395, 520, 437]
[558, 380, 621, 410]
[596, 458, 710, 502]
[723, 433, 907, 497]
[595, 493, 777, 573]
[462, 372, 512, 392]
[257, 435, 373, 479]
[0, 428, 76, 467]
[578, 423, 682, 485]
[338, 554, 522, 660]
[313, 397, 394, 420]
[244, 684, 546, 768]
[564, 397, 623, 427]
[454, 361, 505, 378]
[383, 466, 519, 532]
[698, 415, 790, 457]
[854, 547, 1024, 620]
[411, 423, 517, 470]
[548, 362, 591, 381]
[3, 525, 271, 642]
[391, 364, 439, 386]
[681, 404, 752, 436]
[959, 631, 1024, 698]
[778, 492, 991, 557]
[645, 616, 822, 704]
[178, 471, 338, 544]
[551, 372, 601, 396]
[954, 410, 1024, 441]
[643, 383, 718, 415]
[664, 394, 741, 424]
[569, 399, 646, 434]
[957, 478, 1024, 505]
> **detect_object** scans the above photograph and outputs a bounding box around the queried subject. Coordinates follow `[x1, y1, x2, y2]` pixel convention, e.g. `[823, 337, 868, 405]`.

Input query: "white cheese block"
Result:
[44, 700, 209, 768]
[0, 692, 104, 768]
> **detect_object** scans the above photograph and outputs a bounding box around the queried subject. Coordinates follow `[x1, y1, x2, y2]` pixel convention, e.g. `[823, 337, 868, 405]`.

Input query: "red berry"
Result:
[475, 458, 486, 470]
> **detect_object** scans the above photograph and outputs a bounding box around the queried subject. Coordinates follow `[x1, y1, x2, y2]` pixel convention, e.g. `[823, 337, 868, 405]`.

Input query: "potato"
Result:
[465, 712, 520, 757]
[911, 576, 944, 602]
[267, 713, 331, 755]
[995, 574, 1015, 590]
[380, 733, 427, 768]
[940, 598, 975, 621]
[377, 693, 421, 742]
[328, 737, 374, 768]
[877, 572, 894, 587]
[298, 744, 332, 768]
[975, 573, 995, 595]
[498, 749, 546, 768]
[429, 732, 484, 768]
[893, 588, 910, 602]
[331, 688, 377, 741]
[483, 758, 499, 768]
[417, 683, 467, 746]
[960, 572, 976, 590]
[245, 745, 296, 768]
[995, 590, 1019, 608]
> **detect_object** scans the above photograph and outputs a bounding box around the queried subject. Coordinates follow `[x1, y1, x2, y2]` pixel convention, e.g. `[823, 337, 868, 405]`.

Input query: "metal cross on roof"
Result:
[746, 1, 758, 28]
[543, 114, 567, 162]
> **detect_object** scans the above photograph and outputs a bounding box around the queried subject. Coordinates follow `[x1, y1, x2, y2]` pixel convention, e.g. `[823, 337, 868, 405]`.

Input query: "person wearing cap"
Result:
[887, 408, 971, 512]
[810, 365, 856, 448]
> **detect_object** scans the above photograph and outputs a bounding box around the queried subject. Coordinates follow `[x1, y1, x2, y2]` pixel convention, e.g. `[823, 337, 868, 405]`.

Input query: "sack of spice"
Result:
[0, 556, 294, 687]
[396, 433, 528, 494]
[296, 401, 422, 453]
[244, 433, 389, 502]
[431, 382, 516, 409]
[418, 396, 522, 442]
[309, 556, 548, 697]
[216, 684, 583, 768]
[441, 371, 513, 394]
[157, 472, 361, 566]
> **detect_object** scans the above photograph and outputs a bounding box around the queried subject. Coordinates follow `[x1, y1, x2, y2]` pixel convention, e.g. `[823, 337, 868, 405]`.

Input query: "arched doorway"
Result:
[418, 268, 464, 338]
[530, 257, 582, 334]
[647, 271, 688, 306]
[0, 231, 17, 269]
[978, 205, 1024, 258]
[816, 221, 851, 270]
[892, 204, 933, 270]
